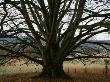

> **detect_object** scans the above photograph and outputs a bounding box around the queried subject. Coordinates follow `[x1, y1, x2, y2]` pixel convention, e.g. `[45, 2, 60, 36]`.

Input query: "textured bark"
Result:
[39, 61, 70, 79]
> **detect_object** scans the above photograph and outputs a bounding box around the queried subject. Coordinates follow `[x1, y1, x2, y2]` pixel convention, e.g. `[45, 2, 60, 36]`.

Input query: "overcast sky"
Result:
[93, 32, 110, 40]
[0, 0, 110, 40]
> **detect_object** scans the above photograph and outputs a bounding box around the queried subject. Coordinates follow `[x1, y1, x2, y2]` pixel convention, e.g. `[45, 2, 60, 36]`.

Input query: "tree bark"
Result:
[37, 46, 71, 79]
[40, 61, 70, 79]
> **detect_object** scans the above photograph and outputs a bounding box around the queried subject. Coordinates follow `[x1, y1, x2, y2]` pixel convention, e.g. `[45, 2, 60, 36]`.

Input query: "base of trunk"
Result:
[33, 65, 71, 79]
[40, 68, 71, 79]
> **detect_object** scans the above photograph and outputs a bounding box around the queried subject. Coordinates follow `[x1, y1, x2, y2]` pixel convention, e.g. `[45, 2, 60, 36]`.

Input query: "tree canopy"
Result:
[0, 0, 110, 78]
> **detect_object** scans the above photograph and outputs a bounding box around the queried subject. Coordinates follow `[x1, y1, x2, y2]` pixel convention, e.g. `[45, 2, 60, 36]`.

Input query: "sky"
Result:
[1, 0, 110, 40]
[93, 32, 110, 40]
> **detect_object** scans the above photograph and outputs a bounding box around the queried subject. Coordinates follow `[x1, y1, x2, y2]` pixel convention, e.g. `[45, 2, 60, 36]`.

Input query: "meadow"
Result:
[0, 62, 110, 82]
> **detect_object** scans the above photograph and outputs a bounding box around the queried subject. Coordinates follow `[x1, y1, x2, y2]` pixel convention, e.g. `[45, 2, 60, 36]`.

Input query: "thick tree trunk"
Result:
[37, 46, 70, 79]
[40, 61, 70, 79]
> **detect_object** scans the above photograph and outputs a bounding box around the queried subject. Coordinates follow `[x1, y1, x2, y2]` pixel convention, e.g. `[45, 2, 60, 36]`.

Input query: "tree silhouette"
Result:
[0, 0, 110, 78]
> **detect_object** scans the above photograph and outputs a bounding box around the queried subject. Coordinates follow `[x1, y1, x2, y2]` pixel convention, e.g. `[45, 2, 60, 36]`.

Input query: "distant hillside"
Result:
[79, 40, 110, 51]
[0, 38, 110, 51]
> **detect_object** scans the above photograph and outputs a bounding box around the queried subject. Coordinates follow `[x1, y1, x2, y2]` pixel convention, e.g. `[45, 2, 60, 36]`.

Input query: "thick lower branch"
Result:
[0, 46, 43, 65]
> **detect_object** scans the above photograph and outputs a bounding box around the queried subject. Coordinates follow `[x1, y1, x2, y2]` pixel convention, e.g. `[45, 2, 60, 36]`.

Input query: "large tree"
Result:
[0, 0, 110, 78]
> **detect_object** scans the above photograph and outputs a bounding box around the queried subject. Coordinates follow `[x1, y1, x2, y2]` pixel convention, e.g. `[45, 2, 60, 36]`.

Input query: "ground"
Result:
[0, 73, 110, 82]
[0, 66, 110, 82]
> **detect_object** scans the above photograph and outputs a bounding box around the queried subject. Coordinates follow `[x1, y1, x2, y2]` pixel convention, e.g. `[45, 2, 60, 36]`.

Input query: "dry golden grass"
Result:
[0, 67, 110, 82]
[0, 73, 110, 82]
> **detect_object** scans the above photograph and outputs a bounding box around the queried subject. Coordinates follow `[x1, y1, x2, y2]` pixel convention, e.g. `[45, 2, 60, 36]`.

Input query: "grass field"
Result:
[0, 64, 110, 82]
[0, 71, 110, 82]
